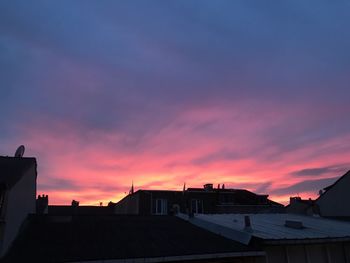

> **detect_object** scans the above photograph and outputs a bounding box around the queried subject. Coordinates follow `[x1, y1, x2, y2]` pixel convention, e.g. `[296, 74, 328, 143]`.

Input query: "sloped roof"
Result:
[185, 213, 350, 244]
[48, 205, 115, 215]
[314, 170, 350, 204]
[3, 215, 261, 262]
[0, 156, 37, 189]
[322, 170, 350, 192]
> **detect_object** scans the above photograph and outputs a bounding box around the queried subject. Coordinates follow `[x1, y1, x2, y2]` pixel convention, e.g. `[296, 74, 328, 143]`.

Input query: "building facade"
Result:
[316, 170, 350, 218]
[0, 156, 37, 257]
[114, 183, 284, 215]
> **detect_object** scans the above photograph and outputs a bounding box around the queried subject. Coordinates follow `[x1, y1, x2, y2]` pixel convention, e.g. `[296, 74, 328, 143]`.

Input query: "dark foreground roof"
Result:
[48, 205, 115, 215]
[4, 215, 261, 262]
[0, 156, 36, 189]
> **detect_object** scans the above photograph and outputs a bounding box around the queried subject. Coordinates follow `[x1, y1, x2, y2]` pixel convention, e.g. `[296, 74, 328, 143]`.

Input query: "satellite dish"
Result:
[14, 145, 25, 157]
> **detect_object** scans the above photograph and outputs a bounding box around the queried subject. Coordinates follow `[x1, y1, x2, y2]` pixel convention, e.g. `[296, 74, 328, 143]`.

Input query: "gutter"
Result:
[264, 236, 350, 245]
[69, 251, 266, 263]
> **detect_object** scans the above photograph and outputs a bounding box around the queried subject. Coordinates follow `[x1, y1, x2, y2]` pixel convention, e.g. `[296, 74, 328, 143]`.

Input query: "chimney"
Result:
[244, 215, 253, 232]
[71, 200, 79, 207]
[203, 184, 213, 191]
[36, 194, 48, 214]
[289, 196, 301, 205]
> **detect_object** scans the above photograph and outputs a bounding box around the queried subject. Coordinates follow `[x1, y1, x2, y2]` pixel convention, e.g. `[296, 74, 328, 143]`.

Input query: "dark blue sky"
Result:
[1, 0, 350, 204]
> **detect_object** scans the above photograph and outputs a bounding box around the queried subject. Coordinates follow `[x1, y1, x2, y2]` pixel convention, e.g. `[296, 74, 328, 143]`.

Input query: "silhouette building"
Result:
[316, 170, 350, 218]
[3, 151, 350, 263]
[0, 156, 37, 257]
[114, 183, 284, 215]
[286, 170, 350, 219]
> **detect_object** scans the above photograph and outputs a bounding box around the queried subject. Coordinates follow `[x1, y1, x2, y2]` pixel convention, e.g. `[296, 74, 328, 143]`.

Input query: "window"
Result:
[154, 199, 167, 215]
[191, 199, 203, 214]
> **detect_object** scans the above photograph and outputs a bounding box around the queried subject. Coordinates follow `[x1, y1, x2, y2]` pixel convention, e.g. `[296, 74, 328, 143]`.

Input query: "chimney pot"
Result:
[36, 194, 49, 214]
[244, 215, 253, 232]
[203, 184, 213, 191]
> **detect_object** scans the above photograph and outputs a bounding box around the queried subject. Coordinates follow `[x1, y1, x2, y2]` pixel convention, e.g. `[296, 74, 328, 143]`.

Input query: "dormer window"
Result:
[154, 199, 167, 215]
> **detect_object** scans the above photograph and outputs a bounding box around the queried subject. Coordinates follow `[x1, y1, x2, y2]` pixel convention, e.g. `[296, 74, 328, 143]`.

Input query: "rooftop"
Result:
[4, 215, 262, 262]
[130, 188, 283, 207]
[319, 170, 350, 194]
[180, 213, 350, 244]
[48, 205, 115, 215]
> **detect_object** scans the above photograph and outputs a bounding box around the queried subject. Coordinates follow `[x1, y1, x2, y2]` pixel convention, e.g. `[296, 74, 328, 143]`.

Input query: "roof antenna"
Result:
[14, 145, 25, 157]
[129, 181, 134, 195]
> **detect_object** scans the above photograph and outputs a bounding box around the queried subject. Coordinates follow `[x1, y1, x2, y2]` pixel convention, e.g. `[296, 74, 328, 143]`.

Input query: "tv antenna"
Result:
[14, 145, 25, 157]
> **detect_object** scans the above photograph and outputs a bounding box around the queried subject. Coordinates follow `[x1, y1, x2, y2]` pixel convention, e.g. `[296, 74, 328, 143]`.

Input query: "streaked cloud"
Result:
[1, 0, 350, 204]
[290, 165, 350, 177]
[271, 177, 339, 196]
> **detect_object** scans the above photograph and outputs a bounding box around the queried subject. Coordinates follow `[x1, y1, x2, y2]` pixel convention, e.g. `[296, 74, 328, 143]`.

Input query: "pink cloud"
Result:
[9, 101, 350, 205]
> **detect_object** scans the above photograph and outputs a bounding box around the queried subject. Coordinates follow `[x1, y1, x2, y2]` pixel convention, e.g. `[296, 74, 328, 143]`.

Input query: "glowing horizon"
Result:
[12, 107, 350, 205]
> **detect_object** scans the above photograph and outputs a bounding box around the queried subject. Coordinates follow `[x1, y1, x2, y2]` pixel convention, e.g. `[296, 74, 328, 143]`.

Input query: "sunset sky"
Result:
[1, 1, 350, 205]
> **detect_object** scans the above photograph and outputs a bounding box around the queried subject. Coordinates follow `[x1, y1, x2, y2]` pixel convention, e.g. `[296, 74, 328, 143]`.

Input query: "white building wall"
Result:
[317, 174, 350, 217]
[1, 165, 36, 256]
